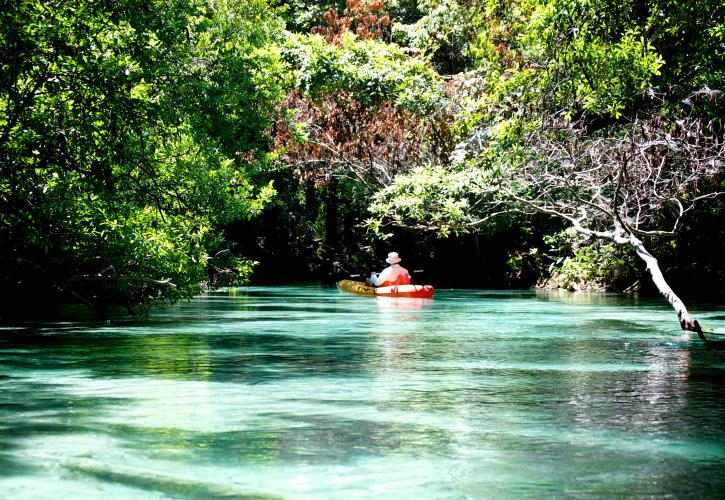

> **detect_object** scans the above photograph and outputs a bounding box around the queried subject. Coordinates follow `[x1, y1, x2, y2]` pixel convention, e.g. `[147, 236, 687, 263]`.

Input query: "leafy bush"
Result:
[540, 229, 638, 291]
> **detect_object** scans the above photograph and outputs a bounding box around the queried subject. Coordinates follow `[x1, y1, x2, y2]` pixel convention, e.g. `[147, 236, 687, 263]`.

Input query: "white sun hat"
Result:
[386, 252, 402, 264]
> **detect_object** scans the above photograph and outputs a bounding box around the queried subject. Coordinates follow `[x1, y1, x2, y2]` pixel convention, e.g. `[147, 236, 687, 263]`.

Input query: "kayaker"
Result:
[370, 252, 411, 287]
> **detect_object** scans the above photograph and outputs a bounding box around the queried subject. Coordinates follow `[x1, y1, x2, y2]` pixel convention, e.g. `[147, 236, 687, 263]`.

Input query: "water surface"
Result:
[2, 287, 725, 498]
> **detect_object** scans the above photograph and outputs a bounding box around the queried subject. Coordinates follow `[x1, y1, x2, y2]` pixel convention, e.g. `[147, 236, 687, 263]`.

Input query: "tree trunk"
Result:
[325, 177, 338, 253]
[322, 177, 339, 279]
[628, 235, 702, 334]
[305, 180, 319, 222]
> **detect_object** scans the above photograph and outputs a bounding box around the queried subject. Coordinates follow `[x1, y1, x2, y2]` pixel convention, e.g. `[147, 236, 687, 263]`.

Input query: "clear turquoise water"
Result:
[2, 286, 725, 498]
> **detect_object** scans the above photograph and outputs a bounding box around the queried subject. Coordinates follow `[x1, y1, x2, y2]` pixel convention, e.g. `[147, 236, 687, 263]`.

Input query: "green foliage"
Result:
[402, 0, 474, 73]
[521, 0, 664, 118]
[445, 0, 665, 138]
[0, 0, 281, 314]
[368, 165, 492, 237]
[272, 0, 346, 32]
[540, 229, 637, 290]
[644, 0, 725, 95]
[280, 32, 446, 113]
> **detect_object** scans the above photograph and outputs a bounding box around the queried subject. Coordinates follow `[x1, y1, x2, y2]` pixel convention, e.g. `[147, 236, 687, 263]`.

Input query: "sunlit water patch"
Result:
[1, 286, 725, 498]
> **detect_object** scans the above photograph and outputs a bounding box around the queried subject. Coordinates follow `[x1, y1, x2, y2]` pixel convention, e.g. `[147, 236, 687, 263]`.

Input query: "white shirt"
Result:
[371, 263, 410, 286]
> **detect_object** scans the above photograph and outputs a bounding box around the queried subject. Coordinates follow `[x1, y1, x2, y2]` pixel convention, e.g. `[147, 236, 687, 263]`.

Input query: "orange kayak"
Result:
[337, 280, 434, 299]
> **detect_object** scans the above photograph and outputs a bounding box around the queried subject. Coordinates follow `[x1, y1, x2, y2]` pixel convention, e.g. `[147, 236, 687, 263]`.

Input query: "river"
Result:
[1, 286, 725, 498]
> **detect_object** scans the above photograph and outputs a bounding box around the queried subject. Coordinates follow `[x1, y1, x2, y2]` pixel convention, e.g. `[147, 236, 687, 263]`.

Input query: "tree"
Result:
[259, 4, 448, 276]
[368, 0, 725, 332]
[497, 109, 723, 332]
[0, 0, 280, 314]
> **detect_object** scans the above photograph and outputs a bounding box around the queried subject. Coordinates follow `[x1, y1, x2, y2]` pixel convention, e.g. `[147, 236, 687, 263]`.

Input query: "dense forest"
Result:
[1, 0, 723, 321]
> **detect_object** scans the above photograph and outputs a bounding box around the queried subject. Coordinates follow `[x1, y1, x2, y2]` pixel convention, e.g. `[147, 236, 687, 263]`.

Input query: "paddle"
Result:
[349, 269, 424, 279]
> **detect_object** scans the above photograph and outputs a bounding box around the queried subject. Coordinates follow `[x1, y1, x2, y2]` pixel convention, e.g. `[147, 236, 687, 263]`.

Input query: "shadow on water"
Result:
[0, 379, 134, 478]
[106, 415, 453, 466]
[65, 457, 284, 499]
[0, 330, 378, 384]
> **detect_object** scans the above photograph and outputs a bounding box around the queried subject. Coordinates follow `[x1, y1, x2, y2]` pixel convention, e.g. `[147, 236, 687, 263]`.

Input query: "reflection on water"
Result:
[1, 287, 725, 498]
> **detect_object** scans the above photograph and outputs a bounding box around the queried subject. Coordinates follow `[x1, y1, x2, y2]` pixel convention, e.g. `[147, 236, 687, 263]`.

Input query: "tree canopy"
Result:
[0, 0, 280, 314]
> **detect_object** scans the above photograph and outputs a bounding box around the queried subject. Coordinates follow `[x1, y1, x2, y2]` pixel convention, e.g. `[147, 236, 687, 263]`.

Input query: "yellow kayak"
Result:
[337, 280, 434, 299]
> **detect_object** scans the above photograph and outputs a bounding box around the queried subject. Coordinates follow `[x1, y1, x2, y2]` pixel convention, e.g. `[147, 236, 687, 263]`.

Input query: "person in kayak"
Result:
[370, 252, 411, 287]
